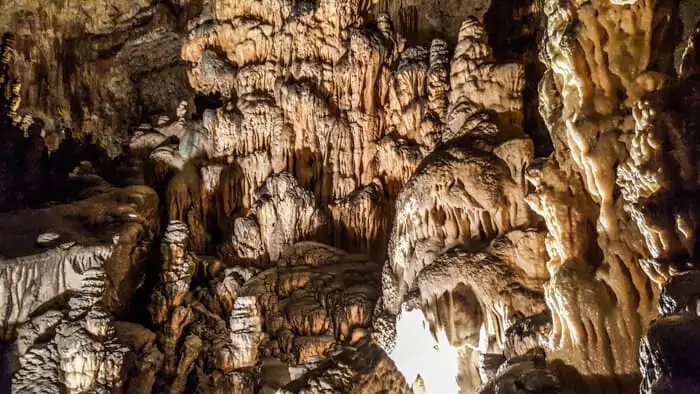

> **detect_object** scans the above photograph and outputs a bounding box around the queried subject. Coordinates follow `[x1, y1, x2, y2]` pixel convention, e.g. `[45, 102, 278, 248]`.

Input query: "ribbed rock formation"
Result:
[373, 16, 542, 393]
[0, 183, 158, 393]
[623, 19, 700, 394]
[0, 185, 159, 336]
[2, 1, 700, 393]
[118, 219, 401, 393]
[0, 0, 194, 157]
[530, 0, 688, 391]
[12, 267, 129, 394]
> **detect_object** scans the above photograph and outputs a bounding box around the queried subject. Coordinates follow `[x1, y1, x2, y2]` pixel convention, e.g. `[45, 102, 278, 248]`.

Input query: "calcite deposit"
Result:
[2, 0, 700, 393]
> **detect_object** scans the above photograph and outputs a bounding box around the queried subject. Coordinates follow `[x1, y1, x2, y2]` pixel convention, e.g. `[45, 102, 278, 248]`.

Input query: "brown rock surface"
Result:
[2, 0, 700, 393]
[0, 184, 159, 337]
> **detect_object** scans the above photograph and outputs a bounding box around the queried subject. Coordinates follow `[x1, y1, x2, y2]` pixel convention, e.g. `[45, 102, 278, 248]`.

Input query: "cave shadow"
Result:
[329, 209, 388, 263]
[549, 359, 641, 394]
[0, 339, 13, 393]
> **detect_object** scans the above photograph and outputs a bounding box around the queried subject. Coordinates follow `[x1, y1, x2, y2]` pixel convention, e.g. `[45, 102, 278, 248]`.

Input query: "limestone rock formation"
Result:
[640, 272, 700, 394]
[3, 0, 700, 393]
[119, 217, 397, 393]
[0, 0, 195, 157]
[12, 267, 130, 394]
[280, 339, 411, 394]
[0, 182, 158, 393]
[626, 23, 700, 394]
[374, 16, 544, 393]
[0, 185, 159, 336]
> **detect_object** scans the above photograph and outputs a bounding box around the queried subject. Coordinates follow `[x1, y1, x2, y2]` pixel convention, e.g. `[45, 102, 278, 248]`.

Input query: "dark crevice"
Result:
[193, 93, 223, 120]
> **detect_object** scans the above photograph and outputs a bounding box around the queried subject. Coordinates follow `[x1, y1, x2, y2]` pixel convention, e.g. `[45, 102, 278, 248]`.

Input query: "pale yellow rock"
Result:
[529, 0, 680, 388]
[4, 0, 695, 392]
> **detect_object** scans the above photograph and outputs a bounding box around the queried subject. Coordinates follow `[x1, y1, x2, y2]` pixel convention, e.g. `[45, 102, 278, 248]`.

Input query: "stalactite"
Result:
[3, 1, 700, 393]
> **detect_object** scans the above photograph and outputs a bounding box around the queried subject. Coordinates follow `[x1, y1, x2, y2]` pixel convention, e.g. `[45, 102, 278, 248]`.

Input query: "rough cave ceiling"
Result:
[1, 0, 700, 393]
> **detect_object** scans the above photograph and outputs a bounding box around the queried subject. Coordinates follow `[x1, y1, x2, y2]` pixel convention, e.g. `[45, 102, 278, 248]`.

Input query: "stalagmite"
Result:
[3, 0, 700, 393]
[0, 185, 159, 335]
[12, 267, 131, 394]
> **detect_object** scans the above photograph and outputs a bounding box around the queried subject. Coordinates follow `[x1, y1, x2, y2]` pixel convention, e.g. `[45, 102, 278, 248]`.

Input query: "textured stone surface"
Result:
[0, 185, 159, 337]
[475, 347, 561, 394]
[280, 339, 411, 394]
[2, 0, 700, 393]
[0, 0, 194, 157]
[12, 267, 130, 394]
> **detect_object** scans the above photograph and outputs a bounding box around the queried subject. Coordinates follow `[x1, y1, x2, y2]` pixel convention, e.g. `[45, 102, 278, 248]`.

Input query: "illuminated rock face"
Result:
[0, 185, 159, 336]
[12, 267, 130, 394]
[0, 184, 159, 393]
[532, 1, 699, 392]
[2, 1, 700, 393]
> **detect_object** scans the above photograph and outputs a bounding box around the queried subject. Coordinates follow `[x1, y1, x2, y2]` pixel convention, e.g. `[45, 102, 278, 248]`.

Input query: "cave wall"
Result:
[1, 0, 700, 393]
[0, 0, 198, 157]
